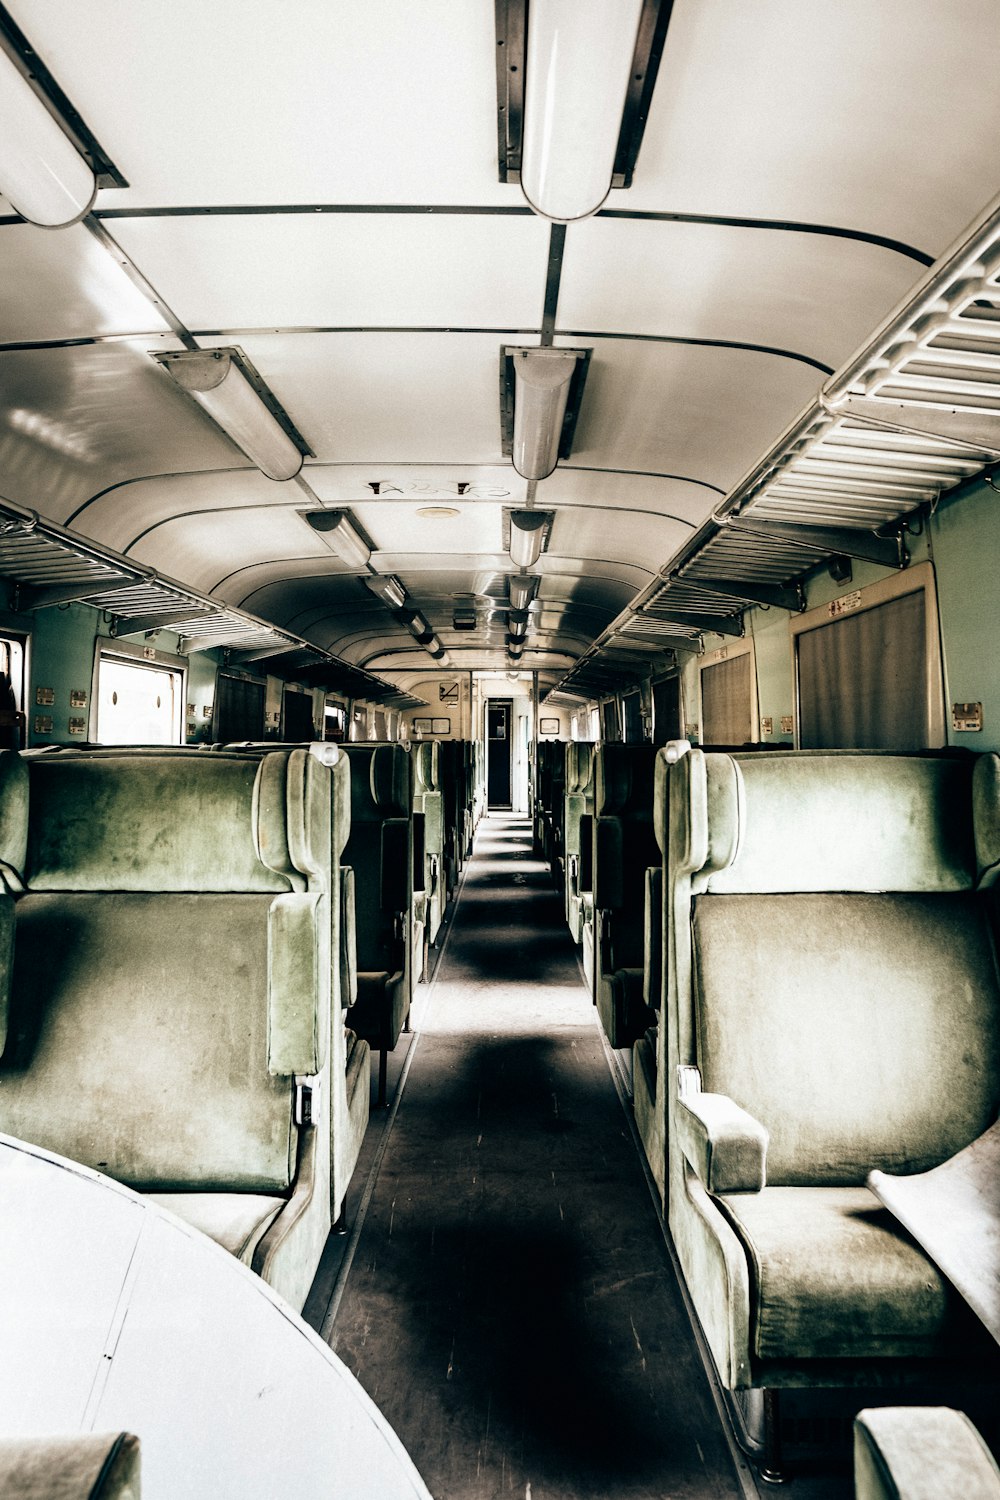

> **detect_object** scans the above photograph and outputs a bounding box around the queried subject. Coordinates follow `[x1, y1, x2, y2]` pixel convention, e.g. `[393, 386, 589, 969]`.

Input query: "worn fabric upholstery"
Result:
[662, 747, 1000, 1390]
[592, 745, 659, 1047]
[0, 1433, 140, 1500]
[3, 892, 295, 1189]
[854, 1408, 1000, 1500]
[693, 892, 1000, 1183]
[0, 747, 337, 1311]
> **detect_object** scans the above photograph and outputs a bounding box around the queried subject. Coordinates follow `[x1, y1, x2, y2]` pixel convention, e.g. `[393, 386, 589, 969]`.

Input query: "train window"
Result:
[600, 699, 621, 742]
[324, 701, 346, 741]
[214, 672, 265, 742]
[282, 686, 315, 741]
[622, 691, 643, 742]
[699, 645, 755, 745]
[651, 675, 682, 746]
[793, 563, 945, 750]
[95, 653, 183, 745]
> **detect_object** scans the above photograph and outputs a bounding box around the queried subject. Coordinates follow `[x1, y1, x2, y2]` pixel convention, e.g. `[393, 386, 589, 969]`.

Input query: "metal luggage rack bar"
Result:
[0, 498, 411, 705]
[547, 189, 1000, 704]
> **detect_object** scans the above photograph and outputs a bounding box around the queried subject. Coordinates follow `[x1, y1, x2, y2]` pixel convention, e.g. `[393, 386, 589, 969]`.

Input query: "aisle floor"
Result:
[328, 815, 747, 1500]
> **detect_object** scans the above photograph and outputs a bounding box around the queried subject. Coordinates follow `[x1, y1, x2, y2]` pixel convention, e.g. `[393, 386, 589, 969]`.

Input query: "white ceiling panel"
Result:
[559, 337, 820, 492]
[351, 503, 505, 558]
[126, 507, 343, 594]
[302, 465, 527, 508]
[0, 224, 170, 344]
[620, 0, 1000, 256]
[200, 332, 515, 465]
[0, 339, 238, 523]
[8, 1, 512, 210]
[558, 218, 923, 371]
[547, 507, 687, 573]
[537, 468, 720, 529]
[69, 471, 302, 555]
[111, 214, 550, 332]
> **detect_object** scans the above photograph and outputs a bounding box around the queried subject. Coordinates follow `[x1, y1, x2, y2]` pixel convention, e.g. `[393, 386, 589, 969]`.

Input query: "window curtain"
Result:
[701, 653, 752, 745]
[797, 591, 927, 749]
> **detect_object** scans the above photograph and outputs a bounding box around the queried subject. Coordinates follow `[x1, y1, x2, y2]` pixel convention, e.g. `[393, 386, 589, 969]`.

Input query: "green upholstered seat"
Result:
[0, 746, 341, 1311]
[592, 744, 659, 1049]
[854, 1408, 1000, 1500]
[563, 742, 596, 944]
[340, 743, 414, 1105]
[412, 740, 445, 945]
[662, 747, 1000, 1395]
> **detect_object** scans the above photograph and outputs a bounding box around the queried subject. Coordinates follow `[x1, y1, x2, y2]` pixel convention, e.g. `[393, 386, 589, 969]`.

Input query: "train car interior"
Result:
[1, 4, 1000, 1497]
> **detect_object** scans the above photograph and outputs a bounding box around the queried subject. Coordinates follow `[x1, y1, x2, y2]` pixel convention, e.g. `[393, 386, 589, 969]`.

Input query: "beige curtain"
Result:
[797, 590, 927, 749]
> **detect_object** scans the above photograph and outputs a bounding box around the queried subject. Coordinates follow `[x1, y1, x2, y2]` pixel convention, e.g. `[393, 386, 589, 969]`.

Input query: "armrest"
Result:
[854, 1407, 1000, 1500]
[675, 1066, 767, 1193]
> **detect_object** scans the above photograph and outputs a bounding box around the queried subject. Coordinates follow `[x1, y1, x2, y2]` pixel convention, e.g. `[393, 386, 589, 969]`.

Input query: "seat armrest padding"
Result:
[676, 1076, 768, 1193]
[268, 892, 324, 1076]
[854, 1406, 1000, 1500]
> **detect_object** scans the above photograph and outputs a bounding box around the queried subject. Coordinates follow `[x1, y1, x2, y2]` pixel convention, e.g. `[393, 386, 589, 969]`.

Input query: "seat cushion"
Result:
[719, 1186, 971, 1361]
[147, 1192, 283, 1262]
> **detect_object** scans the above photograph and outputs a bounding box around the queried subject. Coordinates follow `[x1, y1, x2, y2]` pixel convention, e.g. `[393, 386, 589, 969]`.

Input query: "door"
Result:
[486, 699, 512, 809]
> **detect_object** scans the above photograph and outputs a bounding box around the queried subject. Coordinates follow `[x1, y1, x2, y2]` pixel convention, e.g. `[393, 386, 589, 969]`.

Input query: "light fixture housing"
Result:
[154, 350, 303, 482]
[364, 573, 407, 611]
[509, 510, 553, 569]
[0, 42, 97, 227]
[507, 611, 528, 640]
[519, 0, 645, 222]
[508, 575, 539, 611]
[507, 640, 524, 661]
[453, 602, 478, 631]
[303, 510, 371, 568]
[400, 609, 434, 644]
[511, 348, 584, 480]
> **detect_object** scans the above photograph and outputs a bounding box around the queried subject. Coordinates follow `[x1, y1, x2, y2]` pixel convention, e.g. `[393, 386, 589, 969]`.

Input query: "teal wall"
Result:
[679, 484, 1000, 753]
[928, 479, 1000, 750]
[23, 603, 225, 746]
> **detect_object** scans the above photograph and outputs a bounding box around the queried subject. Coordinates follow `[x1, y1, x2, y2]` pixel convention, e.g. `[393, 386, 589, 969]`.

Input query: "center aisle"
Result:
[328, 815, 745, 1500]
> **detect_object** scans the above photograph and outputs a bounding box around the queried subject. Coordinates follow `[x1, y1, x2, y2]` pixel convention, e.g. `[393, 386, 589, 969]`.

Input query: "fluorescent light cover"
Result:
[507, 641, 524, 660]
[424, 636, 443, 656]
[512, 349, 581, 480]
[508, 575, 538, 611]
[507, 612, 528, 639]
[304, 510, 371, 568]
[364, 573, 407, 610]
[402, 611, 434, 644]
[520, 0, 644, 222]
[509, 509, 550, 569]
[0, 45, 97, 227]
[156, 351, 301, 482]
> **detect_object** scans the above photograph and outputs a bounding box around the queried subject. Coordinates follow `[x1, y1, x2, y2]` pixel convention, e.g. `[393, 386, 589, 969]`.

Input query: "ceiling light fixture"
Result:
[364, 573, 407, 611]
[303, 510, 371, 568]
[507, 641, 524, 661]
[509, 510, 552, 569]
[519, 0, 645, 222]
[508, 575, 538, 611]
[507, 611, 528, 639]
[0, 43, 97, 227]
[416, 506, 460, 519]
[154, 350, 303, 482]
[511, 348, 583, 480]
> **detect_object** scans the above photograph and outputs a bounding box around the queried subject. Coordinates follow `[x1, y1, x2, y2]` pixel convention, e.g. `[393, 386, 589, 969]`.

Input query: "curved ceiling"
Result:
[1, 0, 998, 687]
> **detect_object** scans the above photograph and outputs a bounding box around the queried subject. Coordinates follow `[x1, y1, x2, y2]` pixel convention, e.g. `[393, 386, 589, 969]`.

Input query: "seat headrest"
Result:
[26, 751, 302, 893]
[414, 740, 440, 791]
[370, 744, 412, 817]
[675, 750, 979, 894]
[566, 742, 594, 794]
[595, 744, 657, 817]
[974, 753, 1000, 887]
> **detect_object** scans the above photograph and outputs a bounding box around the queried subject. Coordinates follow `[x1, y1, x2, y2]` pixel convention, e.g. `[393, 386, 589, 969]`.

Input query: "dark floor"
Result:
[325, 815, 749, 1500]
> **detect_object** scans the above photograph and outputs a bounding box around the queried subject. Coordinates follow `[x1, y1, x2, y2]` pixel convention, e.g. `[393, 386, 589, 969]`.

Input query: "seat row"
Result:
[541, 738, 1000, 1467]
[0, 737, 481, 1314]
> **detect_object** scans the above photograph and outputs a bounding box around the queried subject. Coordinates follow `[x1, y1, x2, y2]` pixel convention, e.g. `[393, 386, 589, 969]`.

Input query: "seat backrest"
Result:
[341, 744, 412, 976]
[668, 749, 1000, 1186]
[593, 744, 659, 966]
[0, 748, 332, 1193]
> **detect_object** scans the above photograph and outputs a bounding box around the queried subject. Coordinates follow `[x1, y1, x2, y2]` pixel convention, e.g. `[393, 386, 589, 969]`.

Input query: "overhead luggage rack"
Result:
[548, 189, 1000, 701]
[0, 499, 412, 705]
